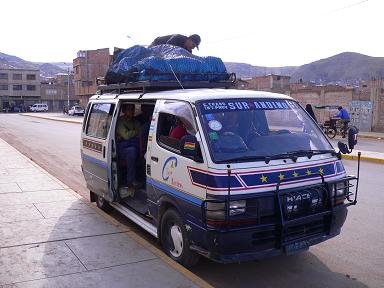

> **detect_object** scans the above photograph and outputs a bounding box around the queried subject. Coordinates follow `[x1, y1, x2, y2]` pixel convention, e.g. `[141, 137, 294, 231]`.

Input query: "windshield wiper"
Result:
[216, 155, 267, 164]
[216, 150, 336, 164]
[264, 149, 335, 164]
[290, 149, 336, 158]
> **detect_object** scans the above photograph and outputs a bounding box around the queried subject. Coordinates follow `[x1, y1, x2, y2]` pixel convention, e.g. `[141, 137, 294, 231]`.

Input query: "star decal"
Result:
[278, 173, 285, 181]
[260, 174, 268, 183]
[318, 168, 324, 175]
[293, 171, 299, 177]
[306, 169, 312, 175]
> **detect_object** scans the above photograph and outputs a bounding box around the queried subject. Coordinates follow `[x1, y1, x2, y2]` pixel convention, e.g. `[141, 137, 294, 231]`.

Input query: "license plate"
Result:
[284, 240, 309, 255]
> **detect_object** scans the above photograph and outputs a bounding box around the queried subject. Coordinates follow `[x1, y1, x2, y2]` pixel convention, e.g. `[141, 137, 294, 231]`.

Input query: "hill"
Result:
[0, 52, 66, 78]
[225, 52, 384, 84]
[1, 51, 383, 84]
[290, 52, 384, 83]
[224, 62, 298, 79]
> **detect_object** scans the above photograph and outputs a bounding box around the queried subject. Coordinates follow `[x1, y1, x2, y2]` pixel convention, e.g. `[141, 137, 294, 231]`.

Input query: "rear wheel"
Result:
[161, 208, 199, 267]
[96, 194, 113, 213]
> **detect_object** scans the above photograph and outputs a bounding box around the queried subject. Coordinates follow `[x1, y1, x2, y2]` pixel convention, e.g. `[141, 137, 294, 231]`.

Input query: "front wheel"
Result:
[160, 208, 199, 267]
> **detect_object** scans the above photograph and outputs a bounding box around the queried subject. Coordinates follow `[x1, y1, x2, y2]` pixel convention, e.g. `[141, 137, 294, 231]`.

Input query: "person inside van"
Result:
[135, 104, 155, 158]
[223, 112, 240, 135]
[116, 104, 141, 192]
[169, 118, 189, 140]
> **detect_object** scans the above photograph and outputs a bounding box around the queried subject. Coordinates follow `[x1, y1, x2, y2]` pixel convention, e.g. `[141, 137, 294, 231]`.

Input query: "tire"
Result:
[326, 128, 336, 139]
[96, 194, 113, 213]
[161, 208, 200, 267]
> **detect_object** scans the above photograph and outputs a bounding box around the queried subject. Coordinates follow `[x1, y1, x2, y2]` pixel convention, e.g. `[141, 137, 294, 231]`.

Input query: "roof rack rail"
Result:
[96, 73, 236, 95]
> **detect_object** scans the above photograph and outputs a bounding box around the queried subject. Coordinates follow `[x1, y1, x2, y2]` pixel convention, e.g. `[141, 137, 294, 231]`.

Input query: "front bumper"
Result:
[192, 204, 348, 264]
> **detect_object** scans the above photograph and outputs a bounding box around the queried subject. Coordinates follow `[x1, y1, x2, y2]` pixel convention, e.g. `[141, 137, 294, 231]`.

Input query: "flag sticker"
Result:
[184, 142, 196, 150]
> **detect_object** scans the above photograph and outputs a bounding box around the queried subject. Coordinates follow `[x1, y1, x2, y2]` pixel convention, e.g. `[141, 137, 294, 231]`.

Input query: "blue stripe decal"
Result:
[147, 178, 203, 205]
[240, 163, 335, 187]
[190, 169, 242, 188]
[336, 161, 345, 173]
[81, 152, 108, 169]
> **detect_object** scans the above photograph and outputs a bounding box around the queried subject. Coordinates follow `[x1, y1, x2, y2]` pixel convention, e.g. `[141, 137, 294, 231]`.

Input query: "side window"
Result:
[86, 103, 115, 139]
[156, 101, 197, 153]
[157, 113, 180, 151]
[82, 103, 92, 132]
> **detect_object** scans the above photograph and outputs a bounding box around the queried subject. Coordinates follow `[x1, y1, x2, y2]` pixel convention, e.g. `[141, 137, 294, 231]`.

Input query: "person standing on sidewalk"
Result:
[335, 106, 350, 137]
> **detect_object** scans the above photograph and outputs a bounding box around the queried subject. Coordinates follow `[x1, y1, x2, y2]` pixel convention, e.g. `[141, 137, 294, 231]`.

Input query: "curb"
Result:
[20, 113, 83, 124]
[358, 134, 384, 141]
[342, 153, 384, 164]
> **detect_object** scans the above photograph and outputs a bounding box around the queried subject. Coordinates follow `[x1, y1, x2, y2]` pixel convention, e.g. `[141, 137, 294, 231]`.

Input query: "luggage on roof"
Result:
[105, 44, 231, 84]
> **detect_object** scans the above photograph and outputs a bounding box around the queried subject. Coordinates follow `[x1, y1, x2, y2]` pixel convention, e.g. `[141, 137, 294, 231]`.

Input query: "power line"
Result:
[326, 0, 369, 14]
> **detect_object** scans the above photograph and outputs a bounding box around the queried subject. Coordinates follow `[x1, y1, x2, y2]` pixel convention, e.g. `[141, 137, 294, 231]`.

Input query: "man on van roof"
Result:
[117, 104, 141, 193]
[149, 34, 201, 53]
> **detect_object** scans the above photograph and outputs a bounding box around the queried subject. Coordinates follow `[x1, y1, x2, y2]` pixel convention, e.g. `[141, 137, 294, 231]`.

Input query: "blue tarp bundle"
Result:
[106, 45, 229, 83]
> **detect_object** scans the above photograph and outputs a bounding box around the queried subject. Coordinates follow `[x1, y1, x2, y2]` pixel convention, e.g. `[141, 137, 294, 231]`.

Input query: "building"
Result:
[245, 74, 291, 93]
[0, 68, 40, 111]
[40, 73, 76, 112]
[73, 48, 111, 106]
[290, 84, 354, 126]
[239, 75, 378, 131]
[235, 78, 251, 90]
[370, 78, 384, 131]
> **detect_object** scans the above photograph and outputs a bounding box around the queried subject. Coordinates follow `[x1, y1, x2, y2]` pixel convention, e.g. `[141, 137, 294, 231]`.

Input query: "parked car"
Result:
[68, 105, 84, 116]
[2, 107, 11, 113]
[2, 105, 25, 113]
[30, 103, 48, 112]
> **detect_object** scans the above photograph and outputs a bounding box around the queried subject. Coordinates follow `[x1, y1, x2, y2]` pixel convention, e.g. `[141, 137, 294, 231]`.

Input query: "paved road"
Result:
[1, 113, 383, 287]
[0, 114, 87, 199]
[191, 160, 384, 288]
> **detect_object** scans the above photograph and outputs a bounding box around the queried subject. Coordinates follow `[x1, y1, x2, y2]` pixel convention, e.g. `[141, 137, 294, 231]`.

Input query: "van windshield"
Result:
[197, 98, 333, 163]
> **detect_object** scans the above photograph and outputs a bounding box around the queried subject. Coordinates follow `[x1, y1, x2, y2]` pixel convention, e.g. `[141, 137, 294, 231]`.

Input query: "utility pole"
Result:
[67, 66, 70, 110]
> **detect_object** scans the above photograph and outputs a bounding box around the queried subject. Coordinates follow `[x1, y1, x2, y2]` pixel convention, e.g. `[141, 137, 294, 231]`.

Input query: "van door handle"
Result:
[103, 146, 106, 158]
[151, 156, 158, 162]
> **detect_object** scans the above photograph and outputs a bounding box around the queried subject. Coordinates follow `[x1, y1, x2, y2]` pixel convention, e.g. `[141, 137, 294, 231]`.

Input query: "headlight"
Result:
[229, 200, 246, 216]
[206, 202, 225, 220]
[206, 200, 246, 219]
[333, 181, 348, 197]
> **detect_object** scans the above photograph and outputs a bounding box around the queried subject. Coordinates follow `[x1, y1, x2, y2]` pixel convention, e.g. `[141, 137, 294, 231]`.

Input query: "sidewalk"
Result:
[356, 131, 384, 140]
[21, 112, 83, 124]
[342, 149, 384, 164]
[0, 138, 210, 287]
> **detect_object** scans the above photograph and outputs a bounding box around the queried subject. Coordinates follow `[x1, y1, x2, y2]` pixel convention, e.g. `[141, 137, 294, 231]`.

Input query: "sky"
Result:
[1, 0, 382, 67]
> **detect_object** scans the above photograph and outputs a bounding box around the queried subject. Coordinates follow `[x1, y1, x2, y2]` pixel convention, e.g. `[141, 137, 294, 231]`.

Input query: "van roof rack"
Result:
[96, 73, 236, 95]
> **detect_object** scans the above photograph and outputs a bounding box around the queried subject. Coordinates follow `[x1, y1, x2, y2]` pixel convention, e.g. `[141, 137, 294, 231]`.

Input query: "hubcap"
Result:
[169, 224, 183, 257]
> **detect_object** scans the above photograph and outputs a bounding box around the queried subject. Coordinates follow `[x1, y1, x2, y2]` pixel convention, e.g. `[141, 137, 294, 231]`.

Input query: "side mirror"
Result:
[338, 141, 349, 154]
[348, 126, 358, 150]
[179, 135, 203, 163]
